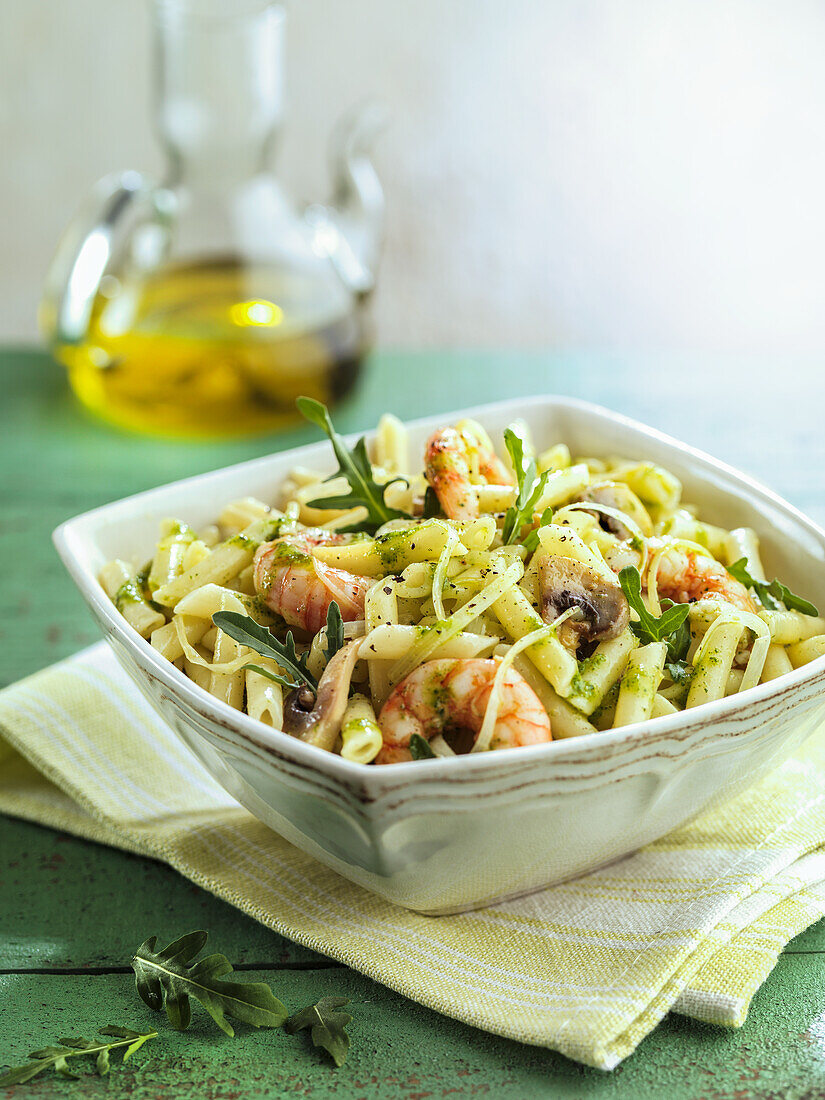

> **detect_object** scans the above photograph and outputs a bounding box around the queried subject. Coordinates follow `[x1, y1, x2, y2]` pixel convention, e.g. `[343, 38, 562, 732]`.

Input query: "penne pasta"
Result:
[245, 665, 284, 727]
[208, 592, 247, 710]
[100, 559, 165, 639]
[724, 527, 767, 580]
[613, 641, 667, 728]
[373, 414, 409, 474]
[340, 694, 384, 763]
[787, 635, 825, 669]
[759, 610, 825, 646]
[151, 616, 209, 662]
[218, 497, 272, 535]
[686, 619, 742, 708]
[651, 693, 679, 719]
[147, 520, 196, 594]
[153, 515, 283, 607]
[566, 630, 639, 717]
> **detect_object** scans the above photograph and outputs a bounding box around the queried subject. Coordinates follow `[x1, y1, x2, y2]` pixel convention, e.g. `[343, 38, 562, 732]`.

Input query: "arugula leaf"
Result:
[409, 733, 436, 759]
[296, 397, 411, 534]
[522, 507, 554, 554]
[660, 598, 692, 663]
[212, 611, 316, 690]
[285, 997, 352, 1067]
[501, 428, 550, 545]
[664, 659, 693, 685]
[132, 930, 287, 1037]
[728, 558, 819, 616]
[618, 566, 692, 661]
[323, 601, 344, 663]
[0, 1027, 157, 1086]
[422, 485, 442, 518]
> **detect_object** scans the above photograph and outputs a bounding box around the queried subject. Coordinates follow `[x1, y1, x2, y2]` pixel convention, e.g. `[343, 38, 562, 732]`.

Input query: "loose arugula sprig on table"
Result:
[727, 558, 819, 616]
[619, 565, 693, 681]
[2, 930, 355, 1083]
[131, 928, 352, 1064]
[286, 998, 353, 1068]
[296, 396, 411, 534]
[132, 930, 351, 1066]
[0, 1027, 157, 1086]
[132, 930, 287, 1037]
[501, 428, 551, 545]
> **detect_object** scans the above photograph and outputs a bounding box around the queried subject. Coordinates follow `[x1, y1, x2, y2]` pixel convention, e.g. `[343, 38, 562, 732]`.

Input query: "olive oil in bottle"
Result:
[42, 1, 383, 437]
[55, 259, 367, 437]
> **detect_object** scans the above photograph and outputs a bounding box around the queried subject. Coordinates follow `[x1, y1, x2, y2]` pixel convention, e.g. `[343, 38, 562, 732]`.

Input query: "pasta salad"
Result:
[102, 399, 824, 764]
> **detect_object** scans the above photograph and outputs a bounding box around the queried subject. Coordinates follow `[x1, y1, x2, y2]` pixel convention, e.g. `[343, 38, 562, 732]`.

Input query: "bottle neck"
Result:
[153, 0, 285, 185]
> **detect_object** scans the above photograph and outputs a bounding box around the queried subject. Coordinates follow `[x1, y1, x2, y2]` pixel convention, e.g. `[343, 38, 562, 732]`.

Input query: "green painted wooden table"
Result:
[3, 347, 825, 1098]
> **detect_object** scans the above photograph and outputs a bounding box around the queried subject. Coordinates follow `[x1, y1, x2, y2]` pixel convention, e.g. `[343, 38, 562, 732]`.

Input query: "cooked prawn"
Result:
[648, 539, 756, 613]
[425, 421, 513, 521]
[254, 529, 370, 634]
[376, 657, 552, 764]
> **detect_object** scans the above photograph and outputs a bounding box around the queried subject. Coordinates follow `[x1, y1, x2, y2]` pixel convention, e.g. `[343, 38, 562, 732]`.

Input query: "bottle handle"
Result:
[305, 101, 387, 297]
[40, 170, 156, 347]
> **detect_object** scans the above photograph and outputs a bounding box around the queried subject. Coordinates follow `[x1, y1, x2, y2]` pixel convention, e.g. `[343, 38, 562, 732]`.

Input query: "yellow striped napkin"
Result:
[2, 644, 825, 1070]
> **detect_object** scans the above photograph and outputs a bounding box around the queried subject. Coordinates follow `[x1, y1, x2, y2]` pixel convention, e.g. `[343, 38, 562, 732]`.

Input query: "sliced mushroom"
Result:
[281, 640, 362, 751]
[281, 685, 319, 739]
[538, 555, 629, 650]
[579, 481, 652, 540]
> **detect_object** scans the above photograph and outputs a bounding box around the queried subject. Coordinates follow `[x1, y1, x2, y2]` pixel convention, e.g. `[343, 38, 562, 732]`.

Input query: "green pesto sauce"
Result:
[269, 541, 311, 566]
[245, 594, 271, 619]
[428, 683, 452, 725]
[621, 668, 639, 692]
[114, 578, 143, 610]
[166, 520, 194, 540]
[581, 651, 607, 674]
[228, 532, 257, 551]
[569, 672, 597, 701]
[591, 682, 620, 721]
[375, 529, 416, 569]
[569, 652, 607, 701]
[343, 717, 375, 737]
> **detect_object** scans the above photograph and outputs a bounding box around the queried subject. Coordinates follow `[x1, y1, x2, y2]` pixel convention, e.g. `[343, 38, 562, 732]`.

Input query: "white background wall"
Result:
[3, 0, 825, 351]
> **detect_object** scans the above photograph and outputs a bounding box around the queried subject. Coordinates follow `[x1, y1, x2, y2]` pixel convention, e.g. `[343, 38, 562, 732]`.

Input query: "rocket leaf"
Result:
[131, 930, 287, 1037]
[409, 733, 436, 759]
[285, 997, 352, 1067]
[212, 611, 316, 691]
[296, 397, 411, 534]
[0, 1027, 157, 1086]
[501, 428, 550, 545]
[323, 600, 345, 662]
[522, 508, 554, 553]
[619, 565, 692, 661]
[727, 558, 818, 616]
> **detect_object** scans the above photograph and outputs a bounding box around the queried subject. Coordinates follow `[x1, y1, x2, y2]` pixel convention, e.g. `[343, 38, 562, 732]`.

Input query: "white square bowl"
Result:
[53, 396, 825, 914]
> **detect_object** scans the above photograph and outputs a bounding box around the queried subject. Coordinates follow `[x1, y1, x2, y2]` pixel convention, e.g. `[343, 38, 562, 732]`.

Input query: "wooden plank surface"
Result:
[5, 817, 825, 1099]
[4, 817, 825, 1098]
[3, 347, 825, 1097]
